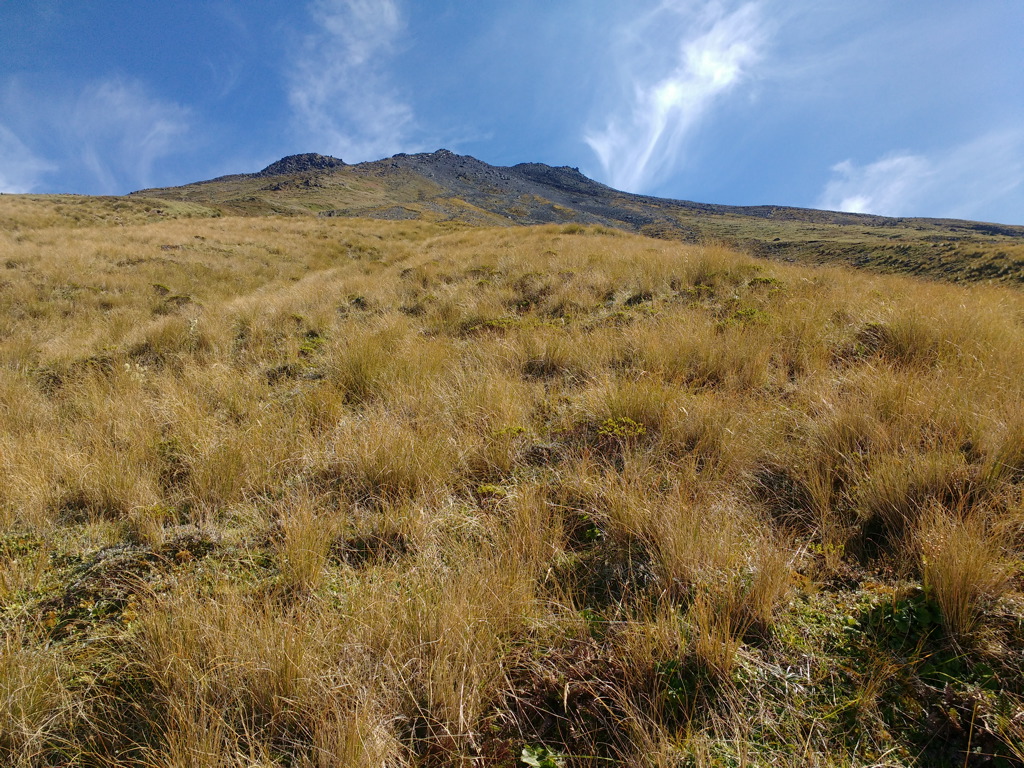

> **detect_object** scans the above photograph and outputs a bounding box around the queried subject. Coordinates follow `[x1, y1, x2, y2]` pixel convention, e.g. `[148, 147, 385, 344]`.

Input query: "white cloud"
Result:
[818, 130, 1024, 222]
[585, 1, 766, 193]
[820, 155, 931, 215]
[288, 0, 416, 161]
[0, 76, 191, 194]
[0, 124, 55, 193]
[68, 79, 191, 192]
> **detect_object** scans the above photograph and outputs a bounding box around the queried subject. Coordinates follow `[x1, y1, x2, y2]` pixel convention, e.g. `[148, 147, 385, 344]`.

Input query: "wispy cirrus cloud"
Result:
[68, 79, 191, 192]
[0, 123, 55, 193]
[819, 130, 1024, 222]
[1, 76, 191, 194]
[288, 0, 416, 161]
[585, 1, 766, 193]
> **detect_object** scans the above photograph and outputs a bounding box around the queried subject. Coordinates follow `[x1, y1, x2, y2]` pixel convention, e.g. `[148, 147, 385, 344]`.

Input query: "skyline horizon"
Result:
[2, 2, 1023, 225]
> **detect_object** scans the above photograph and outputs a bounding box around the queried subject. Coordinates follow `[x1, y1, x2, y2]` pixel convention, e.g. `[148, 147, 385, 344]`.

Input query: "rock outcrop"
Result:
[254, 153, 346, 178]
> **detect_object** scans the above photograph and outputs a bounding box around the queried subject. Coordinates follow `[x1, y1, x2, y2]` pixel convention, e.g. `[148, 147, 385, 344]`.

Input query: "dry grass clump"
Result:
[983, 408, 1024, 485]
[917, 507, 1014, 642]
[0, 628, 67, 764]
[275, 492, 339, 594]
[1, 205, 1024, 764]
[318, 415, 460, 505]
[124, 529, 541, 765]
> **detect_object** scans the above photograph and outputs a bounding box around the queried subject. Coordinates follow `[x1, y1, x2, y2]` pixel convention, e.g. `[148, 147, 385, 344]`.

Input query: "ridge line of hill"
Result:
[121, 148, 1024, 286]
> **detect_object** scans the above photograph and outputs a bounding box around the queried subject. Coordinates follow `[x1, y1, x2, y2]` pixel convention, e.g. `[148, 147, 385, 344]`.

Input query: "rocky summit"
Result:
[254, 153, 347, 178]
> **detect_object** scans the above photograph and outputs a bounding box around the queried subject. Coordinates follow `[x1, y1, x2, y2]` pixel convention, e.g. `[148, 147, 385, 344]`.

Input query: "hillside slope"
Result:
[130, 149, 1024, 286]
[1, 204, 1024, 764]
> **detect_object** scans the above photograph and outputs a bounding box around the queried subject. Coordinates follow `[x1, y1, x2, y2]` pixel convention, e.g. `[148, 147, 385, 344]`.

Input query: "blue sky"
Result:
[2, 1, 1023, 224]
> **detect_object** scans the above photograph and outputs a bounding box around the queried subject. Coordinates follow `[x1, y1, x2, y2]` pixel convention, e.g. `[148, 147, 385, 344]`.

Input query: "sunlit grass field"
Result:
[2, 200, 1024, 766]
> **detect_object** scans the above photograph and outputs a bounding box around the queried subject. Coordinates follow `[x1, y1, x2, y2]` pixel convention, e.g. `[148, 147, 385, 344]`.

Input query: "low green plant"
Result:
[727, 306, 769, 325]
[298, 329, 325, 357]
[860, 587, 941, 649]
[655, 659, 702, 720]
[521, 744, 565, 768]
[597, 416, 646, 440]
[476, 483, 507, 498]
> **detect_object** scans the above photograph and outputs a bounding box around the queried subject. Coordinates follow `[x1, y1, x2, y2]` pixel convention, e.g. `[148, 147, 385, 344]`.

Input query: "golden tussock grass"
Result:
[1, 205, 1023, 765]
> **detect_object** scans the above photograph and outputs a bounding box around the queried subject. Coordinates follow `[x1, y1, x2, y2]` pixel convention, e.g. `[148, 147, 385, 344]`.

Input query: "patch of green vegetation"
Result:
[298, 329, 326, 357]
[725, 306, 770, 325]
[476, 483, 507, 499]
[656, 659, 705, 720]
[0, 532, 42, 559]
[521, 744, 565, 768]
[596, 417, 646, 440]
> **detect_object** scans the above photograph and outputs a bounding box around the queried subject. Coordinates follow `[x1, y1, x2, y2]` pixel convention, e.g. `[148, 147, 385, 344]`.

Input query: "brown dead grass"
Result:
[1, 205, 1023, 765]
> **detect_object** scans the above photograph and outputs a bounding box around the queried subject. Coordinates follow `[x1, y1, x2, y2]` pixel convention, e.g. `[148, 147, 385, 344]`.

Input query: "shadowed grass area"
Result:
[0, 203, 1023, 766]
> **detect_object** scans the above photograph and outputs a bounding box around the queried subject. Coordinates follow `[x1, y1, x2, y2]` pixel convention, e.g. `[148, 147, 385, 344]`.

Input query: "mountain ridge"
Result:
[130, 148, 1024, 285]
[145, 148, 1024, 232]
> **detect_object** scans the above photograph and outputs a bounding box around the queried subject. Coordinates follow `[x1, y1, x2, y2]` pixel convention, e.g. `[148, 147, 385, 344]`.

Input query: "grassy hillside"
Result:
[130, 151, 1024, 288]
[2, 198, 1024, 766]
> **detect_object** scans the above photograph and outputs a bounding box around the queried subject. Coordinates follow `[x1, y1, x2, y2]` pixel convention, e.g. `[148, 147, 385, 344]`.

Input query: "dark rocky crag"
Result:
[254, 153, 346, 178]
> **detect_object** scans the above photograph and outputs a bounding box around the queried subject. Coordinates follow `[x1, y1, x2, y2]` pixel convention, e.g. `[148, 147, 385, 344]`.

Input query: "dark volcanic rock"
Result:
[511, 163, 612, 195]
[255, 153, 346, 178]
